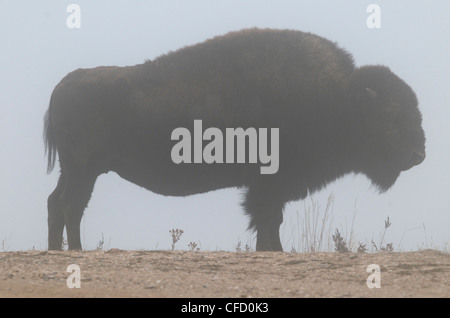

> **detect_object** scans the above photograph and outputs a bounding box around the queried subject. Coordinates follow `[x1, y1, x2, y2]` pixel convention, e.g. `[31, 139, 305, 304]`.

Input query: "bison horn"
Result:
[365, 87, 377, 99]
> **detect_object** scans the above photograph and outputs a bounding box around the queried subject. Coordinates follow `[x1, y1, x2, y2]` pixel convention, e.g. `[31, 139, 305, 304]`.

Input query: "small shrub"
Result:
[169, 228, 183, 251]
[188, 242, 200, 251]
[96, 233, 105, 251]
[381, 242, 394, 252]
[235, 241, 242, 252]
[290, 194, 335, 253]
[372, 217, 394, 252]
[357, 242, 367, 253]
[1, 234, 13, 251]
[332, 229, 349, 253]
[61, 237, 68, 250]
[234, 239, 253, 252]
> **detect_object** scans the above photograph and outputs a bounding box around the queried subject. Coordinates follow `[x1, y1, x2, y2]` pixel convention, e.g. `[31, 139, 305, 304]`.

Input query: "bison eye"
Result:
[365, 87, 377, 99]
[388, 97, 400, 107]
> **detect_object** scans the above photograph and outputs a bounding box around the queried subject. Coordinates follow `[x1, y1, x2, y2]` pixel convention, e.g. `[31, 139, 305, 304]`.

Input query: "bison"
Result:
[44, 28, 426, 251]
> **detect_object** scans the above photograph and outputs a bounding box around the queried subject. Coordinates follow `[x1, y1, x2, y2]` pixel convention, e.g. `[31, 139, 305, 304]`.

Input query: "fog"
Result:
[1, 1, 448, 251]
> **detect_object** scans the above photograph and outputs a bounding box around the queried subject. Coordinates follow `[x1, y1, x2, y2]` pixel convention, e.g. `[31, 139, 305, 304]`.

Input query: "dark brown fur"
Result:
[44, 28, 425, 251]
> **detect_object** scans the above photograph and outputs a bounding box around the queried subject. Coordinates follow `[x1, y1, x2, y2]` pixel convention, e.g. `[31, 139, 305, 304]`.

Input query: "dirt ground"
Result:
[0, 249, 448, 298]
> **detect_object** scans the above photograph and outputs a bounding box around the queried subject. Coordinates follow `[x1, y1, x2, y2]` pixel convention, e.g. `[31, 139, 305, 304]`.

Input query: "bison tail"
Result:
[43, 94, 57, 174]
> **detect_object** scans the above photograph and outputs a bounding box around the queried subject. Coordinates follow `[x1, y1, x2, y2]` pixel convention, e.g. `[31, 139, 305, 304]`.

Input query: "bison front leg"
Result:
[243, 186, 284, 251]
[255, 202, 284, 251]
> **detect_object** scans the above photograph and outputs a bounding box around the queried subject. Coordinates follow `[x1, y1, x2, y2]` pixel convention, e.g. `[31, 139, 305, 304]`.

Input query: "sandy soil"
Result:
[0, 249, 448, 298]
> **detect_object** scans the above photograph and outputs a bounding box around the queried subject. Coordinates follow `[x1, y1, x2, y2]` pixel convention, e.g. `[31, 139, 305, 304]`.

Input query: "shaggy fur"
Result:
[44, 28, 425, 251]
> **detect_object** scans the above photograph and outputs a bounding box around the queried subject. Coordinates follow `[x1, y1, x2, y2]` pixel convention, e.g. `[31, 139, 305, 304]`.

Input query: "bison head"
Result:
[348, 66, 426, 191]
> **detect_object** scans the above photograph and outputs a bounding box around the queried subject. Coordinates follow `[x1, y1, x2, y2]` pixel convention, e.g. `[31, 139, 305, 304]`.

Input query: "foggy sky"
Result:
[0, 1, 449, 251]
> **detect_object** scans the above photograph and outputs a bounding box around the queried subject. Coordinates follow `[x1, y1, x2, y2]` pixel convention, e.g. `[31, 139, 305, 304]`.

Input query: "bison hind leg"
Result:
[242, 186, 285, 251]
[48, 173, 66, 250]
[48, 168, 98, 250]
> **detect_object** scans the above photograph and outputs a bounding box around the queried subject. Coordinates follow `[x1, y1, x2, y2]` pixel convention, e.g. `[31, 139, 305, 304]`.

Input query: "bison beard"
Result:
[44, 28, 426, 251]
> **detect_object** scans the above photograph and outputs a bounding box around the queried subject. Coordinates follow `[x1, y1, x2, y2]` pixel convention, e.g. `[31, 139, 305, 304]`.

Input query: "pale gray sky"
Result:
[1, 1, 449, 251]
